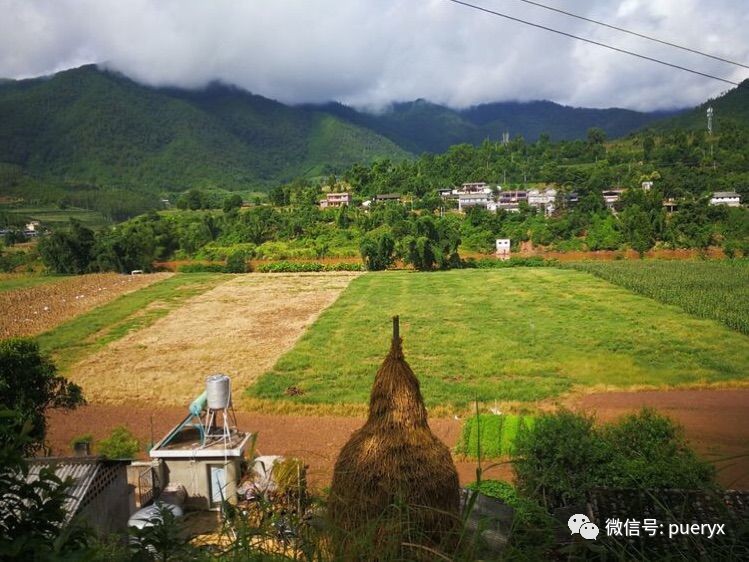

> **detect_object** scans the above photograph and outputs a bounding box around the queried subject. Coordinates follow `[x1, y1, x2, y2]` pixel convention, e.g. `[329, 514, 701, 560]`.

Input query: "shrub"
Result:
[97, 426, 139, 459]
[177, 262, 226, 273]
[513, 409, 716, 511]
[256, 261, 363, 273]
[225, 250, 249, 273]
[462, 256, 555, 269]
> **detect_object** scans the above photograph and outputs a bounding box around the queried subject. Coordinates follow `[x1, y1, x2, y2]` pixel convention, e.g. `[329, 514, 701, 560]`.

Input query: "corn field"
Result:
[568, 260, 749, 335]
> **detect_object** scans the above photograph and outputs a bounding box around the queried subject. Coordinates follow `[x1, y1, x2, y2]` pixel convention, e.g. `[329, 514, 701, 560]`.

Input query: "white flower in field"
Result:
[43, 306, 49, 311]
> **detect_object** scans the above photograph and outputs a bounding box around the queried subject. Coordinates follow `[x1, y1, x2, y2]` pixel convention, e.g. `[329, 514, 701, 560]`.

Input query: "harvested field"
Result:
[0, 272, 171, 338]
[68, 272, 359, 404]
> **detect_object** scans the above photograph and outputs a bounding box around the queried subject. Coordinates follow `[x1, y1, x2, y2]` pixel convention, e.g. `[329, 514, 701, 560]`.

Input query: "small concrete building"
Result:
[709, 191, 741, 207]
[458, 192, 492, 211]
[602, 189, 625, 210]
[26, 456, 131, 535]
[150, 375, 253, 510]
[495, 239, 511, 259]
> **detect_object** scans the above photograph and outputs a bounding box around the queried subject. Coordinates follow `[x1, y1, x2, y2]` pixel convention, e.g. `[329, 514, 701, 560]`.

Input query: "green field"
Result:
[37, 273, 226, 370]
[249, 268, 749, 408]
[1, 205, 109, 228]
[0, 274, 70, 292]
[568, 260, 749, 335]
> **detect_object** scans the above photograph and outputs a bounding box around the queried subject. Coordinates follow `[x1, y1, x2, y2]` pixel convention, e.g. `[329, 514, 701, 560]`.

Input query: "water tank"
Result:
[206, 374, 231, 410]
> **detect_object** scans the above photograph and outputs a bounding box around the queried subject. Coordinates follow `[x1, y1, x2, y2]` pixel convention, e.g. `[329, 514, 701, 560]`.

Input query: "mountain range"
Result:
[1, 64, 747, 212]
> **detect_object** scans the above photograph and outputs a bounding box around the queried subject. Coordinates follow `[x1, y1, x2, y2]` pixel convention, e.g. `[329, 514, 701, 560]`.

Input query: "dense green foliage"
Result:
[455, 414, 535, 457]
[513, 409, 716, 510]
[0, 338, 84, 452]
[96, 426, 139, 459]
[0, 65, 409, 218]
[255, 261, 362, 273]
[249, 269, 749, 408]
[568, 259, 749, 334]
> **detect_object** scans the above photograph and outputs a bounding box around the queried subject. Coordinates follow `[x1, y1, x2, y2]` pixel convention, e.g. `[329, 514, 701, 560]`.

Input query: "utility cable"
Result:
[512, 0, 749, 70]
[445, 0, 741, 86]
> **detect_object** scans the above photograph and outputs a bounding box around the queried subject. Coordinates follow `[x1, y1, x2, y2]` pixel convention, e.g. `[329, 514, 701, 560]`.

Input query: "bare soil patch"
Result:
[0, 273, 171, 338]
[68, 273, 359, 405]
[45, 389, 747, 489]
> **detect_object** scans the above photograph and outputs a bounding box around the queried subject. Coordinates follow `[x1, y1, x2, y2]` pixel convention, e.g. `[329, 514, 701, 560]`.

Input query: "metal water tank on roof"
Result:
[206, 374, 231, 410]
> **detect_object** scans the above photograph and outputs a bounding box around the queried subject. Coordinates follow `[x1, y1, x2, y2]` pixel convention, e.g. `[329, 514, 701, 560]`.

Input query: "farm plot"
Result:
[250, 268, 749, 410]
[0, 272, 171, 338]
[67, 272, 359, 405]
[567, 260, 749, 335]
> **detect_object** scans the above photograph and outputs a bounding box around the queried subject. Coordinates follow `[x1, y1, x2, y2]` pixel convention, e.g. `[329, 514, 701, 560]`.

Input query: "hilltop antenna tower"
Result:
[502, 131, 510, 145]
[707, 106, 714, 135]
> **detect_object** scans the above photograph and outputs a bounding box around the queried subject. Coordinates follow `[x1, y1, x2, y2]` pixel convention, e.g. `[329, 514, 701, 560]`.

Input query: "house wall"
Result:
[162, 457, 240, 510]
[78, 463, 131, 535]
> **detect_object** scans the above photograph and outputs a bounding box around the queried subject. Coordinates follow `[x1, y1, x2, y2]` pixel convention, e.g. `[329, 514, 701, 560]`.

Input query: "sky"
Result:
[1, 0, 748, 112]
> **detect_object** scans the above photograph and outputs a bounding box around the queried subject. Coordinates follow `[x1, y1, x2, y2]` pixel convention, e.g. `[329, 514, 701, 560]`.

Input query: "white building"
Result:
[709, 192, 741, 207]
[495, 239, 511, 259]
[459, 182, 494, 194]
[527, 188, 557, 216]
[458, 192, 492, 211]
[602, 189, 625, 210]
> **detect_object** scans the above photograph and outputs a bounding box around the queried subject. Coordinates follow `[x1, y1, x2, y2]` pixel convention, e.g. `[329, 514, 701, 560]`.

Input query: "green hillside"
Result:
[0, 66, 410, 218]
[655, 80, 749, 132]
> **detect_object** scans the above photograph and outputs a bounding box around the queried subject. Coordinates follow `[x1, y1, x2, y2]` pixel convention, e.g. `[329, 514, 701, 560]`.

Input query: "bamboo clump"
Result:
[328, 316, 460, 556]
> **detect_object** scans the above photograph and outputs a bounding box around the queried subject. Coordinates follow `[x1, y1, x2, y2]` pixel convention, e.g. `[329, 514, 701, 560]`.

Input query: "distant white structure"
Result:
[458, 182, 494, 194]
[527, 188, 557, 215]
[25, 221, 40, 232]
[495, 239, 511, 259]
[709, 191, 741, 207]
[319, 192, 351, 209]
[707, 106, 714, 135]
[602, 189, 625, 211]
[641, 181, 653, 191]
[458, 192, 492, 211]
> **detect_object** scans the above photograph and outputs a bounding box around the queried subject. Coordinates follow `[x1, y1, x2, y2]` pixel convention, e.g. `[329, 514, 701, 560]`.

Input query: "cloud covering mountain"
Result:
[1, 0, 748, 111]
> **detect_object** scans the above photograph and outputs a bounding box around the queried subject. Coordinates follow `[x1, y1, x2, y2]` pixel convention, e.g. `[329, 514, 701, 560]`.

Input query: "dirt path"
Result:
[48, 388, 747, 490]
[0, 272, 171, 338]
[68, 273, 359, 404]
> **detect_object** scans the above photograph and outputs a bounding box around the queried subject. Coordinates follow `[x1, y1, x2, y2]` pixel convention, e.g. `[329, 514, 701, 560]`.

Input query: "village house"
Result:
[458, 182, 494, 194]
[498, 190, 527, 212]
[602, 189, 625, 211]
[458, 192, 492, 212]
[373, 193, 402, 204]
[319, 192, 351, 209]
[709, 191, 741, 207]
[527, 188, 557, 215]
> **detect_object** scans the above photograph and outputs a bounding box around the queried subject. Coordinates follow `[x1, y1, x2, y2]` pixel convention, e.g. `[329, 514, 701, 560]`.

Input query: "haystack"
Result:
[329, 316, 460, 552]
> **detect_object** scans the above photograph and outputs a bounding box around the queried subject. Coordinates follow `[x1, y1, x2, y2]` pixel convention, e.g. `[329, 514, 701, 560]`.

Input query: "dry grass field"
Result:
[0, 272, 171, 338]
[67, 272, 359, 405]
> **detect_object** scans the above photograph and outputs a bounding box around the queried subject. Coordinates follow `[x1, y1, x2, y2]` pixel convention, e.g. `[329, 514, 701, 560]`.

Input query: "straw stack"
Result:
[329, 316, 460, 553]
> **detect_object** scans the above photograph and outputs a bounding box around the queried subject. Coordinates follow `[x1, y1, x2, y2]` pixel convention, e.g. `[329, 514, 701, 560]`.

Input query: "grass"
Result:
[37, 273, 226, 370]
[1, 205, 109, 227]
[567, 259, 749, 335]
[248, 268, 749, 409]
[0, 273, 71, 292]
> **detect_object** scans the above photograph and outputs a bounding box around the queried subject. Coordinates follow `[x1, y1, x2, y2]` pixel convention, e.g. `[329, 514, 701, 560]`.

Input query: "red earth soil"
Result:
[46, 389, 748, 490]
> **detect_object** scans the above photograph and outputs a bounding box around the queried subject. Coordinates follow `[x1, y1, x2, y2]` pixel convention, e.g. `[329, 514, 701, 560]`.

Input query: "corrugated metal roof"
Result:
[26, 457, 101, 523]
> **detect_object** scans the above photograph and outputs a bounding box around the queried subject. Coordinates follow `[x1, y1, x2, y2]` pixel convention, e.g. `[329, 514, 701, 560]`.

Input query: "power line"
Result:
[445, 0, 740, 86]
[512, 0, 749, 70]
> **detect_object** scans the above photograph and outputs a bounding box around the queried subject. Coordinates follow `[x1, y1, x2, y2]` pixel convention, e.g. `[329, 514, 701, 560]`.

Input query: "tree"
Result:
[38, 219, 96, 274]
[97, 426, 139, 459]
[619, 204, 655, 257]
[0, 339, 84, 453]
[222, 193, 243, 213]
[225, 249, 248, 273]
[360, 228, 395, 271]
[0, 412, 93, 559]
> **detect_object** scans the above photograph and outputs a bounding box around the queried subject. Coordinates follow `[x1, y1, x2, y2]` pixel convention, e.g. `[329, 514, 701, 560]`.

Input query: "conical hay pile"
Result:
[329, 317, 460, 547]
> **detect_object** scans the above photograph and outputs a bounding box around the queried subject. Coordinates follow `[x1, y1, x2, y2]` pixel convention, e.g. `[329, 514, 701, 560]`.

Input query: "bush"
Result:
[461, 256, 555, 269]
[177, 262, 226, 273]
[513, 409, 716, 510]
[225, 250, 249, 273]
[256, 261, 363, 273]
[97, 426, 139, 459]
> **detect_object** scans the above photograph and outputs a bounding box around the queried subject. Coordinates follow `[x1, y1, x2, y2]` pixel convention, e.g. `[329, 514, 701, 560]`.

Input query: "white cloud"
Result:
[0, 0, 746, 110]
